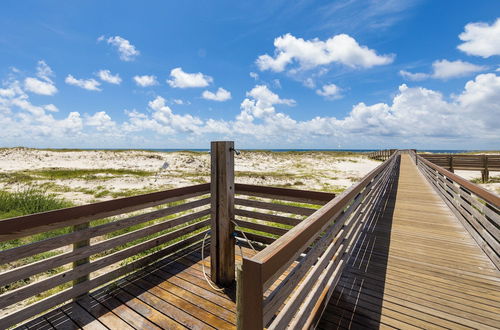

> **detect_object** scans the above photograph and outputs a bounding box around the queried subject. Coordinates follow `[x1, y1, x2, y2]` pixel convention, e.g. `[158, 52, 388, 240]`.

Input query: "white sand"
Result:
[0, 148, 380, 204]
[0, 148, 497, 204]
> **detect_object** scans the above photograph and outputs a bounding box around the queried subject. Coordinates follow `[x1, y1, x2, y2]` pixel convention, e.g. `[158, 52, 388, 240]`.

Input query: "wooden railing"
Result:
[234, 184, 335, 246]
[0, 184, 210, 329]
[413, 151, 500, 269]
[420, 153, 500, 182]
[239, 152, 400, 329]
[366, 149, 397, 161]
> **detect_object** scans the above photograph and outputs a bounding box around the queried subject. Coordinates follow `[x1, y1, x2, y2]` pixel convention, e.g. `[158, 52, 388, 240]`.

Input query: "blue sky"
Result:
[0, 0, 499, 149]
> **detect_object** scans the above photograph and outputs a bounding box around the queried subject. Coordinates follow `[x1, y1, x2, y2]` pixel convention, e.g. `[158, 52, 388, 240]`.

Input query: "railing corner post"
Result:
[210, 141, 236, 286]
[239, 258, 263, 330]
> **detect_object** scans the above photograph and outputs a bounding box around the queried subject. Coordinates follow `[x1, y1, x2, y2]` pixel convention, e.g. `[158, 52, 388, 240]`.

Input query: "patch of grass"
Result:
[191, 178, 208, 184]
[0, 172, 36, 184]
[109, 187, 162, 198]
[94, 190, 111, 198]
[39, 182, 73, 192]
[320, 183, 345, 194]
[26, 168, 154, 180]
[0, 188, 72, 220]
[471, 176, 500, 184]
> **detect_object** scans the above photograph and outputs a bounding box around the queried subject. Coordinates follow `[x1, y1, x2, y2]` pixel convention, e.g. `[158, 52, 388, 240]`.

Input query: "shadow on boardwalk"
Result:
[317, 157, 400, 329]
[22, 244, 238, 329]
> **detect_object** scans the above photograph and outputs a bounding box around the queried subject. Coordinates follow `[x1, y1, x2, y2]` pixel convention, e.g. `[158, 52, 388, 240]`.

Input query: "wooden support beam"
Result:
[210, 141, 236, 286]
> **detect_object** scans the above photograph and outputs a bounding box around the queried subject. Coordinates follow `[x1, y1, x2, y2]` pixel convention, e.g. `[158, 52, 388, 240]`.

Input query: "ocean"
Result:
[145, 149, 477, 154]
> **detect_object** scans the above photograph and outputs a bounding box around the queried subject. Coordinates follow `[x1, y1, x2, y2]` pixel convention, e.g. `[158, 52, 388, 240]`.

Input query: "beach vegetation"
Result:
[471, 176, 500, 184]
[27, 168, 154, 180]
[0, 187, 72, 220]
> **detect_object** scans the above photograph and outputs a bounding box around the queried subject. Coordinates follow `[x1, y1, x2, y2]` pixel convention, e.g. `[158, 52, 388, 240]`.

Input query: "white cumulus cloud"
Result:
[458, 18, 500, 58]
[133, 75, 158, 87]
[100, 35, 140, 61]
[400, 59, 486, 81]
[85, 111, 117, 131]
[256, 33, 394, 72]
[237, 85, 295, 122]
[167, 67, 213, 88]
[202, 87, 231, 101]
[97, 70, 122, 84]
[432, 60, 486, 79]
[65, 75, 102, 91]
[316, 84, 343, 99]
[24, 78, 58, 96]
[24, 61, 58, 96]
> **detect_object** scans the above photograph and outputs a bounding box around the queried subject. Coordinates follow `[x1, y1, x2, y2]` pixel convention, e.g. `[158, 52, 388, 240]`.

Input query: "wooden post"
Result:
[72, 222, 90, 300]
[449, 156, 454, 173]
[239, 258, 263, 329]
[210, 141, 235, 286]
[482, 155, 489, 183]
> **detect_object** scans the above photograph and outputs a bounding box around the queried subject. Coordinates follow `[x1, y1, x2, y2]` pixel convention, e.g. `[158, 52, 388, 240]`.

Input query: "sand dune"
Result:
[0, 148, 497, 205]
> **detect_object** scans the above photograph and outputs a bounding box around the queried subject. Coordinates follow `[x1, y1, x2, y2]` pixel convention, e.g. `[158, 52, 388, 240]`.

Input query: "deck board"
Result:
[317, 154, 500, 329]
[15, 243, 253, 330]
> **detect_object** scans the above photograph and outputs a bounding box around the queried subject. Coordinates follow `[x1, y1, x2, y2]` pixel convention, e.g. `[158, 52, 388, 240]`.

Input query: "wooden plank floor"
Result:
[318, 154, 500, 329]
[17, 244, 257, 330]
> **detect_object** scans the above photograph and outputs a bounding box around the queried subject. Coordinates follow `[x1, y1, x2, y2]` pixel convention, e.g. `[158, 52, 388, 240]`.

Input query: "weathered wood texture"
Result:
[0, 185, 210, 329]
[239, 152, 400, 329]
[235, 183, 335, 205]
[233, 191, 327, 245]
[0, 184, 209, 242]
[14, 243, 258, 330]
[416, 153, 500, 269]
[210, 141, 236, 286]
[420, 153, 500, 182]
[317, 154, 500, 329]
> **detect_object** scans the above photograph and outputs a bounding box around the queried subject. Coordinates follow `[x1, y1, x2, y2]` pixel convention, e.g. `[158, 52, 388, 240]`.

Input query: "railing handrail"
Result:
[239, 151, 400, 328]
[0, 183, 210, 241]
[416, 154, 499, 207]
[242, 152, 399, 311]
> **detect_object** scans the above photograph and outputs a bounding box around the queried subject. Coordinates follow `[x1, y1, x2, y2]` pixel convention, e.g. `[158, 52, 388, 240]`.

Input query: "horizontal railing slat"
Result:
[234, 219, 288, 236]
[235, 183, 335, 205]
[0, 198, 211, 265]
[418, 157, 499, 206]
[0, 183, 210, 242]
[252, 154, 395, 287]
[0, 220, 209, 310]
[234, 198, 316, 216]
[415, 152, 499, 270]
[0, 209, 210, 286]
[235, 209, 301, 226]
[0, 231, 208, 329]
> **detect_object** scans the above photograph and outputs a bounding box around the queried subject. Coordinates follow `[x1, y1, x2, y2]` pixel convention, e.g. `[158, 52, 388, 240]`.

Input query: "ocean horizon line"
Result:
[2, 147, 491, 154]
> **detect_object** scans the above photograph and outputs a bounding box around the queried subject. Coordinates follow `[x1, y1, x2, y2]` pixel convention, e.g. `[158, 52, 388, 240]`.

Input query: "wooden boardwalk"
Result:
[318, 155, 500, 329]
[17, 245, 257, 330]
[8, 153, 499, 329]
